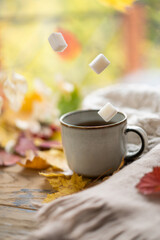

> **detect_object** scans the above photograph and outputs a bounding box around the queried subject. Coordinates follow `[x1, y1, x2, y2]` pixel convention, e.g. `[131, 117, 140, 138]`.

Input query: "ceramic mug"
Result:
[60, 110, 148, 177]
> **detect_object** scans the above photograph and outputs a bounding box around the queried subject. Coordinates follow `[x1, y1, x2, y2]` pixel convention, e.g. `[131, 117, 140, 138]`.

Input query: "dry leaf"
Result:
[40, 167, 73, 177]
[42, 158, 125, 202]
[0, 122, 18, 147]
[20, 91, 43, 113]
[3, 73, 28, 112]
[43, 173, 91, 202]
[14, 132, 37, 157]
[98, 0, 135, 11]
[136, 167, 160, 195]
[15, 119, 41, 134]
[57, 28, 81, 60]
[50, 124, 60, 133]
[3, 79, 16, 104]
[12, 72, 28, 94]
[5, 139, 16, 153]
[38, 150, 69, 171]
[18, 149, 69, 171]
[36, 140, 63, 151]
[32, 126, 53, 140]
[0, 151, 20, 166]
[18, 153, 50, 170]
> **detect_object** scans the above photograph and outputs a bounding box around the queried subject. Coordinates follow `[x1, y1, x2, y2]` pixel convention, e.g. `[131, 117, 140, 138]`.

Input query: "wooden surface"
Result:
[0, 164, 53, 240]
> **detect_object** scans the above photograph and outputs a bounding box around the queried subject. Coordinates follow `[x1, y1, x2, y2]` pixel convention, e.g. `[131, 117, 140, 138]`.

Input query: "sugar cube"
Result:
[98, 102, 117, 122]
[48, 32, 68, 52]
[89, 54, 110, 74]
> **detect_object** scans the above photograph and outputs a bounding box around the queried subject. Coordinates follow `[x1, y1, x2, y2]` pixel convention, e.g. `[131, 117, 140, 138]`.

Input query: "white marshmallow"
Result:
[98, 102, 117, 122]
[89, 54, 110, 74]
[48, 32, 68, 52]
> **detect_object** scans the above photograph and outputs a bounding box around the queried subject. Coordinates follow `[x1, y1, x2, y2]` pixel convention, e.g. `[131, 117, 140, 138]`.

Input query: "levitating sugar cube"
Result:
[48, 32, 68, 52]
[98, 103, 117, 122]
[89, 54, 110, 74]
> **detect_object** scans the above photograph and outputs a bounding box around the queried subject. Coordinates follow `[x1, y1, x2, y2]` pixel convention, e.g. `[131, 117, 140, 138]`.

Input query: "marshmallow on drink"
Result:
[48, 32, 68, 52]
[98, 103, 117, 122]
[89, 54, 110, 74]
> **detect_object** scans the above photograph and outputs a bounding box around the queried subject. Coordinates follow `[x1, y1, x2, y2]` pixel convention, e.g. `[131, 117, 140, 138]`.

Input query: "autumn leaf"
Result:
[43, 173, 91, 202]
[50, 124, 60, 133]
[32, 126, 53, 140]
[41, 158, 125, 202]
[57, 29, 81, 61]
[40, 167, 73, 177]
[18, 150, 50, 170]
[98, 0, 135, 11]
[0, 151, 21, 166]
[38, 150, 69, 171]
[31, 123, 61, 141]
[3, 72, 28, 112]
[0, 109, 19, 148]
[136, 167, 160, 195]
[20, 91, 43, 113]
[18, 149, 69, 171]
[0, 123, 18, 148]
[14, 132, 37, 157]
[36, 140, 63, 151]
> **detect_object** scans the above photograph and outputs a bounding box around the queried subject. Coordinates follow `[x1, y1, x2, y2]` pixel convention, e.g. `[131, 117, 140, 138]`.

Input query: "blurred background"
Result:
[0, 0, 160, 115]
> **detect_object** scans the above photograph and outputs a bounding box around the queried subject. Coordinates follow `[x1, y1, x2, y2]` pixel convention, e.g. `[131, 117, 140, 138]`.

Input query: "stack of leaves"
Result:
[15, 135, 92, 202]
[16, 135, 92, 202]
[0, 120, 62, 165]
[0, 122, 125, 202]
[0, 74, 125, 202]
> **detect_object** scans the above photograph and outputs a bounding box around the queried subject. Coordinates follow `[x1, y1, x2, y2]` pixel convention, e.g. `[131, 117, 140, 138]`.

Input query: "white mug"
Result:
[60, 110, 148, 177]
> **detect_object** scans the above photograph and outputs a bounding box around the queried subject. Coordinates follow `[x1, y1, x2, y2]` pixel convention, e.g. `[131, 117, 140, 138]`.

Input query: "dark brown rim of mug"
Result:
[60, 109, 127, 129]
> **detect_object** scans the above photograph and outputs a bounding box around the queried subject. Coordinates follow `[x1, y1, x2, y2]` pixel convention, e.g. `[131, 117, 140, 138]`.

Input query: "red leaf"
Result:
[136, 167, 160, 195]
[50, 124, 60, 133]
[57, 28, 81, 60]
[32, 124, 60, 140]
[0, 151, 20, 166]
[36, 140, 62, 151]
[32, 126, 53, 140]
[14, 132, 37, 157]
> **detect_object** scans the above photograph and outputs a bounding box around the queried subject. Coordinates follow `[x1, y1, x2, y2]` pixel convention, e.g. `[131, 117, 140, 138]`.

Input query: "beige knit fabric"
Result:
[29, 144, 160, 240]
[83, 84, 160, 151]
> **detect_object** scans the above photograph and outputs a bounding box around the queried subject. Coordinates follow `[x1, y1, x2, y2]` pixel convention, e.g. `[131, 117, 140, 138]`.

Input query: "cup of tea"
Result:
[60, 110, 148, 177]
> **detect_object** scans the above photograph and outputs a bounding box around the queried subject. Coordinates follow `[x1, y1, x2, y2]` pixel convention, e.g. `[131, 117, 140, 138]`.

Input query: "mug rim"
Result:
[60, 109, 127, 129]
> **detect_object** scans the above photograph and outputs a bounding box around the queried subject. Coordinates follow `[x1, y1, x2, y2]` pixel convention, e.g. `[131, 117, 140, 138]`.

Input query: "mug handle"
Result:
[124, 126, 148, 163]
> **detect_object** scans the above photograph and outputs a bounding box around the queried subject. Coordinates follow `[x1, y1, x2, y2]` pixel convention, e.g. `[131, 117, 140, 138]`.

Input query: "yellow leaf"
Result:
[40, 168, 73, 177]
[0, 111, 19, 147]
[38, 150, 70, 171]
[98, 0, 135, 11]
[41, 158, 125, 202]
[0, 125, 18, 147]
[20, 91, 43, 113]
[43, 173, 91, 202]
[52, 130, 62, 142]
[18, 149, 69, 171]
[18, 155, 50, 170]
